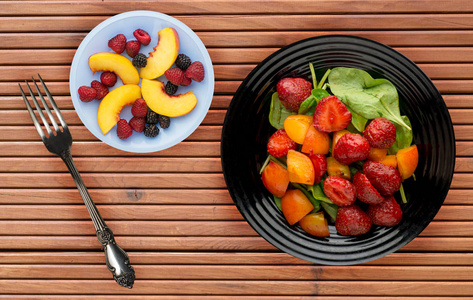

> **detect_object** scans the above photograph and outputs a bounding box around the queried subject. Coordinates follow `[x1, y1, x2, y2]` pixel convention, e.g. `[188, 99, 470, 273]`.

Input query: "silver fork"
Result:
[19, 74, 135, 289]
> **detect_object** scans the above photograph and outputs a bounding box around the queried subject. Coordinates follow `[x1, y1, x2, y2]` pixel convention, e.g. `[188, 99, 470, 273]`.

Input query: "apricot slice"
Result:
[140, 27, 180, 79]
[97, 84, 141, 134]
[326, 156, 350, 180]
[379, 154, 397, 168]
[88, 52, 140, 85]
[287, 150, 315, 185]
[299, 212, 330, 237]
[367, 147, 388, 162]
[281, 189, 314, 225]
[141, 79, 197, 117]
[301, 125, 330, 155]
[332, 129, 350, 151]
[396, 145, 418, 180]
[283, 115, 313, 144]
[261, 161, 289, 197]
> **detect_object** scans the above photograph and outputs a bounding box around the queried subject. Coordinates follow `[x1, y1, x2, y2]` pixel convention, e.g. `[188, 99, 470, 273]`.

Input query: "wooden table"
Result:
[1, 0, 472, 298]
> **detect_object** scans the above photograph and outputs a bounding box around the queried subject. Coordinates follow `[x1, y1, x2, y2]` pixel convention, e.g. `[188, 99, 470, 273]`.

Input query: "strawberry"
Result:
[364, 117, 397, 149]
[116, 119, 132, 139]
[352, 171, 384, 205]
[133, 29, 151, 46]
[108, 34, 126, 54]
[333, 132, 370, 165]
[323, 175, 356, 206]
[367, 196, 403, 226]
[313, 96, 352, 133]
[78, 86, 96, 102]
[100, 71, 117, 87]
[267, 129, 297, 158]
[131, 98, 148, 118]
[309, 154, 327, 184]
[185, 61, 205, 82]
[180, 75, 192, 86]
[90, 80, 109, 100]
[164, 67, 185, 86]
[125, 40, 141, 58]
[335, 204, 372, 236]
[129, 116, 146, 133]
[363, 160, 402, 196]
[276, 77, 312, 113]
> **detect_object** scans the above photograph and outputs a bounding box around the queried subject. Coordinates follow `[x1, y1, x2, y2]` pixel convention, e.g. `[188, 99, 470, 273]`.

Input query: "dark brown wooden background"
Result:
[0, 0, 472, 298]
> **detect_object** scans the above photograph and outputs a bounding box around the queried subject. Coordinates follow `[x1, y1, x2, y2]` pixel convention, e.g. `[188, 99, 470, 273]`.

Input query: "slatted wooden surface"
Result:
[1, 0, 472, 298]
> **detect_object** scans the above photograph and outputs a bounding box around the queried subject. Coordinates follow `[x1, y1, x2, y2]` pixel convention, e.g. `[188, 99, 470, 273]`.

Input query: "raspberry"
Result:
[165, 81, 178, 95]
[158, 115, 171, 129]
[108, 34, 126, 54]
[146, 110, 159, 124]
[333, 133, 370, 165]
[175, 53, 192, 70]
[100, 71, 117, 87]
[131, 98, 148, 118]
[164, 67, 184, 85]
[180, 76, 192, 86]
[132, 53, 147, 68]
[129, 116, 145, 133]
[90, 80, 109, 100]
[144, 124, 159, 137]
[364, 117, 397, 149]
[185, 61, 205, 82]
[133, 29, 151, 46]
[125, 40, 141, 58]
[78, 86, 96, 102]
[116, 119, 132, 139]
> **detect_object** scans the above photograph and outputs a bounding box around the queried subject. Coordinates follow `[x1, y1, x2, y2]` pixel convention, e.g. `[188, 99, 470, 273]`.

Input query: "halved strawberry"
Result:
[313, 96, 352, 133]
[267, 129, 297, 158]
[367, 196, 402, 226]
[352, 171, 384, 205]
[308, 154, 327, 184]
[335, 204, 372, 236]
[323, 175, 356, 206]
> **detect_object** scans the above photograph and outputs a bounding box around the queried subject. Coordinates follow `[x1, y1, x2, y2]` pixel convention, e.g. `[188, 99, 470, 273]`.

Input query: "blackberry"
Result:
[144, 124, 159, 137]
[175, 53, 191, 70]
[146, 110, 159, 124]
[132, 53, 147, 68]
[158, 115, 171, 129]
[165, 81, 178, 95]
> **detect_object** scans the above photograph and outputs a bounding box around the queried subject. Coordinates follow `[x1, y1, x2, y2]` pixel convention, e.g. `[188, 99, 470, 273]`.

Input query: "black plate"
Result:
[221, 35, 455, 265]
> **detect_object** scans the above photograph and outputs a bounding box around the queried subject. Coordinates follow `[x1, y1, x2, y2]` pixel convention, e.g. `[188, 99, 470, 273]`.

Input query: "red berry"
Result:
[78, 86, 96, 102]
[313, 96, 352, 133]
[276, 77, 312, 112]
[333, 132, 370, 165]
[133, 29, 151, 46]
[323, 175, 356, 206]
[125, 40, 141, 58]
[100, 71, 117, 87]
[90, 80, 109, 100]
[267, 129, 297, 158]
[367, 196, 403, 227]
[164, 67, 185, 86]
[129, 116, 146, 133]
[335, 204, 372, 236]
[180, 75, 192, 86]
[308, 154, 327, 184]
[108, 34, 126, 54]
[185, 61, 205, 82]
[131, 98, 148, 118]
[116, 119, 133, 139]
[364, 117, 397, 149]
[352, 171, 384, 205]
[363, 160, 402, 196]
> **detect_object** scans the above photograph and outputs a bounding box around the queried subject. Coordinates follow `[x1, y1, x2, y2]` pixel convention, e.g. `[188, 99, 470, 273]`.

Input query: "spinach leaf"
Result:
[269, 92, 293, 130]
[298, 88, 330, 115]
[389, 115, 413, 153]
[346, 106, 368, 132]
[274, 196, 282, 210]
[321, 202, 338, 221]
[308, 183, 332, 204]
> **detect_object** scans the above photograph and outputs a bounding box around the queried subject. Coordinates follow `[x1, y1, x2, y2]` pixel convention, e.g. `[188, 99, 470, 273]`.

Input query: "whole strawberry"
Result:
[323, 175, 356, 206]
[363, 160, 402, 196]
[100, 71, 117, 87]
[185, 61, 205, 82]
[335, 204, 372, 236]
[125, 40, 141, 58]
[312, 96, 352, 132]
[78, 86, 96, 102]
[108, 34, 126, 54]
[116, 119, 132, 139]
[267, 129, 297, 158]
[131, 98, 148, 118]
[364, 117, 397, 149]
[352, 171, 384, 205]
[367, 196, 403, 226]
[133, 29, 151, 46]
[276, 77, 312, 113]
[90, 80, 109, 100]
[333, 132, 370, 165]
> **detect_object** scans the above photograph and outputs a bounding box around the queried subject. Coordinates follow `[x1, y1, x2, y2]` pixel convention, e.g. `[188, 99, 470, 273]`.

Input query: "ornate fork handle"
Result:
[60, 148, 135, 288]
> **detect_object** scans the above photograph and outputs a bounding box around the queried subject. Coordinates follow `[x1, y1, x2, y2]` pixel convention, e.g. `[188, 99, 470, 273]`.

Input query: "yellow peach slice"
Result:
[140, 27, 180, 79]
[283, 115, 313, 144]
[97, 84, 141, 134]
[367, 147, 388, 162]
[88, 52, 140, 85]
[379, 154, 398, 168]
[141, 79, 197, 117]
[287, 150, 315, 185]
[326, 156, 350, 180]
[396, 145, 419, 180]
[301, 125, 330, 155]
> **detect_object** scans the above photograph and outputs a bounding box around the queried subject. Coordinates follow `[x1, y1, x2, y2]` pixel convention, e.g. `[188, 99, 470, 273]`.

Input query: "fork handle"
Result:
[60, 149, 135, 288]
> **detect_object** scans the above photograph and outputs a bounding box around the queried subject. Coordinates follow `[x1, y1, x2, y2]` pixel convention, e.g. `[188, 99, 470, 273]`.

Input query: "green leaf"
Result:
[346, 105, 368, 132]
[274, 196, 282, 210]
[389, 115, 413, 154]
[308, 183, 332, 204]
[269, 92, 293, 130]
[321, 202, 338, 221]
[298, 88, 330, 115]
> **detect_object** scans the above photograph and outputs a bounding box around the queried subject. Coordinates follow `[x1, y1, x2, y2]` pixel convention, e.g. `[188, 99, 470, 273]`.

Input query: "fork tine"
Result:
[19, 83, 47, 141]
[32, 76, 60, 133]
[24, 80, 53, 137]
[37, 74, 68, 130]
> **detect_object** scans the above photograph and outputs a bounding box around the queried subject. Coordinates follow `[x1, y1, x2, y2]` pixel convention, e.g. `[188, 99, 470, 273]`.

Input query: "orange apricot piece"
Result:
[396, 145, 419, 180]
[326, 156, 351, 180]
[287, 150, 315, 185]
[379, 154, 398, 168]
[301, 125, 330, 155]
[284, 114, 313, 144]
[261, 161, 290, 198]
[281, 189, 314, 225]
[368, 147, 388, 162]
[332, 129, 350, 151]
[299, 212, 330, 237]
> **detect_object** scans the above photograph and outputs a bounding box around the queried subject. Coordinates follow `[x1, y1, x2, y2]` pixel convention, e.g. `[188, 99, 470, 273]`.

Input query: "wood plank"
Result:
[0, 297, 472, 300]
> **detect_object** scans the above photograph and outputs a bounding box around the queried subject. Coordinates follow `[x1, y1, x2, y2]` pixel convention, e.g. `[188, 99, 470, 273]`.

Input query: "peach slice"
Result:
[367, 147, 388, 162]
[299, 212, 330, 237]
[140, 27, 180, 79]
[396, 145, 419, 180]
[301, 125, 330, 155]
[379, 154, 398, 168]
[261, 161, 290, 197]
[284, 115, 313, 144]
[326, 156, 350, 180]
[281, 189, 314, 225]
[286, 150, 315, 185]
[88, 52, 140, 85]
[141, 79, 197, 117]
[97, 84, 141, 134]
[332, 129, 350, 151]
